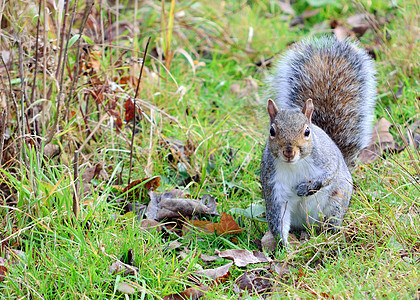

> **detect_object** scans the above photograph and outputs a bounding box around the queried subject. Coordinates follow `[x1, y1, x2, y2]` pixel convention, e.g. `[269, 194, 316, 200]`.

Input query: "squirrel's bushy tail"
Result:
[267, 36, 376, 167]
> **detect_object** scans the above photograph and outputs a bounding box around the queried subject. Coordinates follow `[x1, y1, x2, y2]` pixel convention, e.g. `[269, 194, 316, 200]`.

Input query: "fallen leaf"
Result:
[121, 177, 161, 202]
[89, 88, 104, 104]
[277, 2, 295, 15]
[407, 120, 420, 149]
[261, 231, 276, 252]
[333, 25, 353, 41]
[43, 143, 60, 159]
[163, 285, 209, 300]
[290, 9, 320, 27]
[347, 13, 374, 36]
[165, 240, 183, 251]
[195, 262, 233, 282]
[109, 260, 139, 276]
[82, 163, 105, 183]
[271, 260, 291, 277]
[236, 269, 272, 294]
[190, 212, 243, 235]
[359, 117, 406, 164]
[0, 265, 7, 282]
[140, 219, 161, 233]
[124, 98, 141, 122]
[146, 191, 218, 221]
[215, 249, 272, 267]
[116, 281, 136, 295]
[207, 212, 244, 235]
[199, 253, 219, 262]
[107, 109, 123, 132]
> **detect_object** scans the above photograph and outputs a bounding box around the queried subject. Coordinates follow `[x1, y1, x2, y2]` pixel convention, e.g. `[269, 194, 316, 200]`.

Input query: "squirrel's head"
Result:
[266, 99, 314, 163]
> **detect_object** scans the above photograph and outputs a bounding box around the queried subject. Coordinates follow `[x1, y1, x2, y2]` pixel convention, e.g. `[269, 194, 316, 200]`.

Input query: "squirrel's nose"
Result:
[283, 148, 295, 159]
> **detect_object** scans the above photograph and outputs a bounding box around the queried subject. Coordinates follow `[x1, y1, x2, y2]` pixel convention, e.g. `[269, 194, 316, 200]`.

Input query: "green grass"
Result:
[1, 0, 419, 299]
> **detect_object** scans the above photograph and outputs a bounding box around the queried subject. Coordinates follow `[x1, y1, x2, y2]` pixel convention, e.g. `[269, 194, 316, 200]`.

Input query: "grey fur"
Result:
[266, 36, 376, 166]
[261, 36, 376, 247]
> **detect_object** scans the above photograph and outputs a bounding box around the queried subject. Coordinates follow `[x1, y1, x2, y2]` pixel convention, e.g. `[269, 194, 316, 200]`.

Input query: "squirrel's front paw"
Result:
[296, 180, 322, 197]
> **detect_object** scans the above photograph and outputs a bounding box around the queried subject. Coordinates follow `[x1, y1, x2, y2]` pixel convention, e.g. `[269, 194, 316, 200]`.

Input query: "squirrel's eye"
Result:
[270, 125, 276, 137]
[304, 127, 310, 137]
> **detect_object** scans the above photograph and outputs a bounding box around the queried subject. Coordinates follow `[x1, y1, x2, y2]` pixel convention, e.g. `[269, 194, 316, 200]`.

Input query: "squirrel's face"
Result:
[268, 110, 313, 164]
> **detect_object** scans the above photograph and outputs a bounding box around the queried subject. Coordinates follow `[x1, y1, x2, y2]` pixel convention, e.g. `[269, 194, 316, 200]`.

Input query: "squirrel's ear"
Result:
[303, 99, 314, 123]
[267, 99, 278, 122]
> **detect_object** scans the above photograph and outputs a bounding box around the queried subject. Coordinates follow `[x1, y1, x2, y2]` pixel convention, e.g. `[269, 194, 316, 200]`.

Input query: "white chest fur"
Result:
[270, 157, 328, 229]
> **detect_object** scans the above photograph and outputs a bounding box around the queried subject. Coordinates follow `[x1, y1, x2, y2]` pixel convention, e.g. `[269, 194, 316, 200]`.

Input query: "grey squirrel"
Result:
[261, 36, 376, 247]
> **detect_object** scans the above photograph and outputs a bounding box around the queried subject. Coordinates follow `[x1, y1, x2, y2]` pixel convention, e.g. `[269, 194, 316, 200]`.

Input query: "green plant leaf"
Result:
[68, 34, 94, 48]
[229, 204, 266, 222]
[306, 0, 336, 7]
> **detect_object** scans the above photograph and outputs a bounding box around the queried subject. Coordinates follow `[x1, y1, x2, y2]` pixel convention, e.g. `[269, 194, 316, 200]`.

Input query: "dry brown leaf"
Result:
[109, 260, 139, 276]
[163, 285, 209, 300]
[261, 231, 276, 252]
[77, 163, 108, 196]
[190, 212, 243, 235]
[408, 120, 420, 149]
[124, 98, 136, 122]
[333, 25, 353, 41]
[43, 143, 60, 159]
[140, 219, 161, 233]
[236, 269, 272, 294]
[359, 117, 406, 164]
[107, 109, 123, 133]
[347, 13, 374, 36]
[207, 212, 244, 235]
[194, 262, 233, 282]
[215, 249, 272, 267]
[0, 265, 7, 282]
[271, 260, 291, 277]
[278, 2, 295, 15]
[199, 253, 218, 262]
[166, 240, 183, 251]
[122, 177, 161, 202]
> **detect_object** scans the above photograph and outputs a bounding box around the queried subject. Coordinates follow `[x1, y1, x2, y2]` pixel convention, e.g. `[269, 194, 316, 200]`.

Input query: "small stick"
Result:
[30, 0, 42, 106]
[127, 37, 151, 184]
[64, 0, 93, 122]
[46, 0, 70, 100]
[73, 150, 80, 218]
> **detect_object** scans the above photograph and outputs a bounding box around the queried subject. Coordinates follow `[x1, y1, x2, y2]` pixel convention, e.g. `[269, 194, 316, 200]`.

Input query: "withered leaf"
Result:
[215, 249, 272, 267]
[77, 163, 108, 196]
[261, 231, 276, 252]
[359, 117, 406, 164]
[271, 260, 291, 277]
[191, 212, 243, 235]
[199, 253, 219, 262]
[163, 285, 209, 300]
[121, 177, 161, 202]
[43, 143, 60, 159]
[347, 13, 374, 36]
[109, 260, 139, 276]
[333, 24, 353, 41]
[236, 269, 272, 294]
[277, 1, 295, 15]
[0, 265, 7, 282]
[108, 109, 123, 132]
[116, 282, 137, 295]
[146, 191, 218, 221]
[124, 98, 138, 122]
[407, 120, 420, 149]
[140, 219, 161, 233]
[194, 262, 233, 281]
